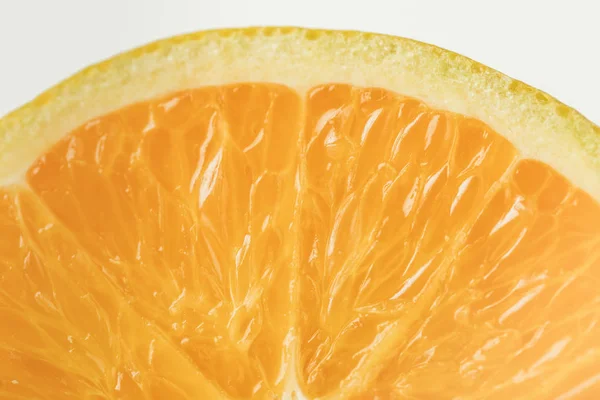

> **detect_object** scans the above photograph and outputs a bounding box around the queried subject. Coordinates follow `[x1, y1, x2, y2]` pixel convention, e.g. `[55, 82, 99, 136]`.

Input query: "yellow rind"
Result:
[0, 27, 598, 198]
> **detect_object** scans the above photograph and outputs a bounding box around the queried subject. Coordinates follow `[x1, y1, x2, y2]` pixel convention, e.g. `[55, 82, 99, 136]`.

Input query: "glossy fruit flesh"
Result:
[1, 84, 599, 399]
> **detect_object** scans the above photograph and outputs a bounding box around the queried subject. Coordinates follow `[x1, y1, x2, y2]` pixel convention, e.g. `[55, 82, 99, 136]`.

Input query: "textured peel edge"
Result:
[0, 27, 598, 198]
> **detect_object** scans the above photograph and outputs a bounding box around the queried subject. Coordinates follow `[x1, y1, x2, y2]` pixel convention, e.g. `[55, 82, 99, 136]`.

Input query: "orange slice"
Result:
[0, 28, 599, 399]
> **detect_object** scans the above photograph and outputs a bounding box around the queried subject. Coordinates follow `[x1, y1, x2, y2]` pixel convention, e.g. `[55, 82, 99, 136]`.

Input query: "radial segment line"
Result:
[19, 186, 230, 399]
[324, 152, 522, 398]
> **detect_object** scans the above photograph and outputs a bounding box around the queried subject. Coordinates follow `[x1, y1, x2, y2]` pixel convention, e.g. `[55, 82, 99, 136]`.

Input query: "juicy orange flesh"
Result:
[0, 83, 599, 399]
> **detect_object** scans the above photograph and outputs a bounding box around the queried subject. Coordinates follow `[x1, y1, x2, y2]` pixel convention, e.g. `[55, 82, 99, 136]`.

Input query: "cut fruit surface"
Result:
[0, 28, 599, 399]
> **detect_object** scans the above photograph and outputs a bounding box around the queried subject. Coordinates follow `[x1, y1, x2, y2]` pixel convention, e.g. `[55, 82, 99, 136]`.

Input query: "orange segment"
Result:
[298, 85, 521, 398]
[0, 82, 599, 399]
[21, 84, 302, 399]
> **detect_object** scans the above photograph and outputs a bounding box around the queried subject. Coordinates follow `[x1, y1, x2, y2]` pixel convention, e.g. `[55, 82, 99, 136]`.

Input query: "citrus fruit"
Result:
[0, 27, 599, 399]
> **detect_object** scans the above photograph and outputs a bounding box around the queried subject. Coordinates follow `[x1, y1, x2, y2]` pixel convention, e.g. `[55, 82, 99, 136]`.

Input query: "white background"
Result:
[0, 0, 598, 124]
